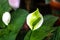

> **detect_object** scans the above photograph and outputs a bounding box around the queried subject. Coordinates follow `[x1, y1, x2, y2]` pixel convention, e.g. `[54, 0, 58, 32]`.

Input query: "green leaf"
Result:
[0, 0, 11, 28]
[24, 15, 58, 40]
[50, 26, 60, 40]
[0, 9, 28, 40]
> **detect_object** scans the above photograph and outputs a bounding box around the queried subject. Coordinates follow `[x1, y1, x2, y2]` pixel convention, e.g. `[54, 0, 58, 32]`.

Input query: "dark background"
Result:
[20, 0, 51, 15]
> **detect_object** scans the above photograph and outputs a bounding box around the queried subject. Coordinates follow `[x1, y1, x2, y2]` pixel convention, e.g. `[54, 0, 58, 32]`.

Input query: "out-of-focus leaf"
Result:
[24, 15, 58, 40]
[50, 26, 60, 40]
[45, 0, 50, 4]
[0, 9, 28, 40]
[0, 0, 11, 28]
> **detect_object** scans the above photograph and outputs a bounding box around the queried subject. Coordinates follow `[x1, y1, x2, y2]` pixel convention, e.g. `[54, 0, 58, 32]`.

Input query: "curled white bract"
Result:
[2, 12, 11, 25]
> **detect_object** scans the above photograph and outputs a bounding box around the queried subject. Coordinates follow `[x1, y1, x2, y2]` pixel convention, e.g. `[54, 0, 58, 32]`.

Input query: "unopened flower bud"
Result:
[8, 0, 20, 9]
[2, 12, 11, 25]
[27, 9, 43, 31]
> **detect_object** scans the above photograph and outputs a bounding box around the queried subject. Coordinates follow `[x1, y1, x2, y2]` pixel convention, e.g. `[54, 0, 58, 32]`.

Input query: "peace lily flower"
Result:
[27, 9, 43, 31]
[8, 0, 20, 9]
[2, 12, 11, 25]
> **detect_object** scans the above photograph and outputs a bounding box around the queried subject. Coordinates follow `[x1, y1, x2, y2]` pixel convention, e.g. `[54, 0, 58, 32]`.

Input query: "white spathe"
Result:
[8, 0, 20, 9]
[27, 13, 43, 31]
[2, 12, 11, 25]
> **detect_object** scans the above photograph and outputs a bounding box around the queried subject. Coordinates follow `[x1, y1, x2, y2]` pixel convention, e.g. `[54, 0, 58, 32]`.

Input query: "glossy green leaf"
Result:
[24, 15, 58, 40]
[0, 9, 28, 40]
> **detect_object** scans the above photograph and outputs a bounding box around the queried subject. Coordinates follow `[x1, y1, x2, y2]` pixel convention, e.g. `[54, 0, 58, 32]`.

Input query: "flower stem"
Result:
[29, 30, 32, 40]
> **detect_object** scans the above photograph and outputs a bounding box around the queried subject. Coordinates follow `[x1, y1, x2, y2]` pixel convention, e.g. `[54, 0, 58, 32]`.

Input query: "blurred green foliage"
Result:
[0, 0, 60, 40]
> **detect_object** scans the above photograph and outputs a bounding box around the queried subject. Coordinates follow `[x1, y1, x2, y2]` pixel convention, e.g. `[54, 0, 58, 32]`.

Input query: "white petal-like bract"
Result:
[2, 12, 11, 25]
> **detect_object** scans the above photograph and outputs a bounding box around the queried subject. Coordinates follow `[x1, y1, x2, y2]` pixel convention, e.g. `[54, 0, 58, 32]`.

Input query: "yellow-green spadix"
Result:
[26, 9, 43, 31]
[2, 12, 11, 25]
